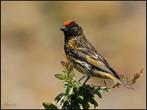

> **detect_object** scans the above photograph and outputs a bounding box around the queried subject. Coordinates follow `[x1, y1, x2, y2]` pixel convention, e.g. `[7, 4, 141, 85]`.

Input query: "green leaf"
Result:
[96, 92, 102, 98]
[94, 88, 102, 98]
[55, 74, 66, 80]
[62, 100, 69, 108]
[63, 95, 69, 102]
[65, 86, 73, 96]
[42, 102, 57, 109]
[76, 95, 84, 104]
[64, 83, 72, 88]
[90, 99, 98, 108]
[54, 93, 64, 103]
[77, 96, 84, 100]
[83, 102, 90, 109]
[74, 82, 81, 89]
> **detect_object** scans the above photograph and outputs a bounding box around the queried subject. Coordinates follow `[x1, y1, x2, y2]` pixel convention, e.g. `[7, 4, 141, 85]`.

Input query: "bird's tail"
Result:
[116, 78, 134, 90]
[105, 73, 134, 90]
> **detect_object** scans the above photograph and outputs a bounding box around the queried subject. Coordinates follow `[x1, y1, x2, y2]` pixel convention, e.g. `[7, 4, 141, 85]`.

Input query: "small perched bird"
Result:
[60, 20, 133, 89]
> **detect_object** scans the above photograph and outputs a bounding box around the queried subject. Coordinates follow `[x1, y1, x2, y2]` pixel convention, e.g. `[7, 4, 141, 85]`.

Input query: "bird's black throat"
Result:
[64, 33, 75, 43]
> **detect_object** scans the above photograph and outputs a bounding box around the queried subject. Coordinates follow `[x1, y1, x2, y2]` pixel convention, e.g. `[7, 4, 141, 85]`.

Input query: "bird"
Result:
[60, 20, 133, 89]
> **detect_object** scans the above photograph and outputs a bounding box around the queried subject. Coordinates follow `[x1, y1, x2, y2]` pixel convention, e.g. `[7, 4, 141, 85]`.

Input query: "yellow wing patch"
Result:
[94, 70, 118, 83]
[86, 56, 104, 68]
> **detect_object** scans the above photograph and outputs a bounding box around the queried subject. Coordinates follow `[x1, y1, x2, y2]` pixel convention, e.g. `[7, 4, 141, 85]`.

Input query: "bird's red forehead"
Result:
[63, 20, 74, 27]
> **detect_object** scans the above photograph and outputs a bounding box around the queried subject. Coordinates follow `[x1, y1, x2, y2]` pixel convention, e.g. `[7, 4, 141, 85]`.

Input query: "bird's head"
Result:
[60, 20, 83, 38]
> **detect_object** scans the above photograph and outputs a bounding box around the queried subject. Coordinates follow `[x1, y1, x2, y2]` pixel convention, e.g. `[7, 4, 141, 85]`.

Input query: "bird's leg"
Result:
[83, 76, 90, 85]
[104, 79, 109, 87]
[78, 75, 87, 82]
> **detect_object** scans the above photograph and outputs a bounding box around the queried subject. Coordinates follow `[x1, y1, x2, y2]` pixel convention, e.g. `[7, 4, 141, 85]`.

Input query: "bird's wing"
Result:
[79, 35, 110, 66]
[69, 47, 120, 79]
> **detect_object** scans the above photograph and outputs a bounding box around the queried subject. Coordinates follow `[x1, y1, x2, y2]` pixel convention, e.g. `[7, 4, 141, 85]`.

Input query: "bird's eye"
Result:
[72, 26, 78, 32]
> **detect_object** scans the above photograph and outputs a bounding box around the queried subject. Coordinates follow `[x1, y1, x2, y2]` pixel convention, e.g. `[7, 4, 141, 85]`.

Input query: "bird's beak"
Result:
[60, 26, 67, 31]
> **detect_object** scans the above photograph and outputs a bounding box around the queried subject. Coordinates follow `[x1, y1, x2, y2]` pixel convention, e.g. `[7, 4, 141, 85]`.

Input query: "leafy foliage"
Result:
[42, 102, 57, 109]
[42, 60, 143, 109]
[49, 72, 109, 109]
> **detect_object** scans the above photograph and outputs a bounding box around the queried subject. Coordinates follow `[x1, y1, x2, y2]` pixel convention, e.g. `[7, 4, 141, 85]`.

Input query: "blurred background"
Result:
[1, 1, 146, 109]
